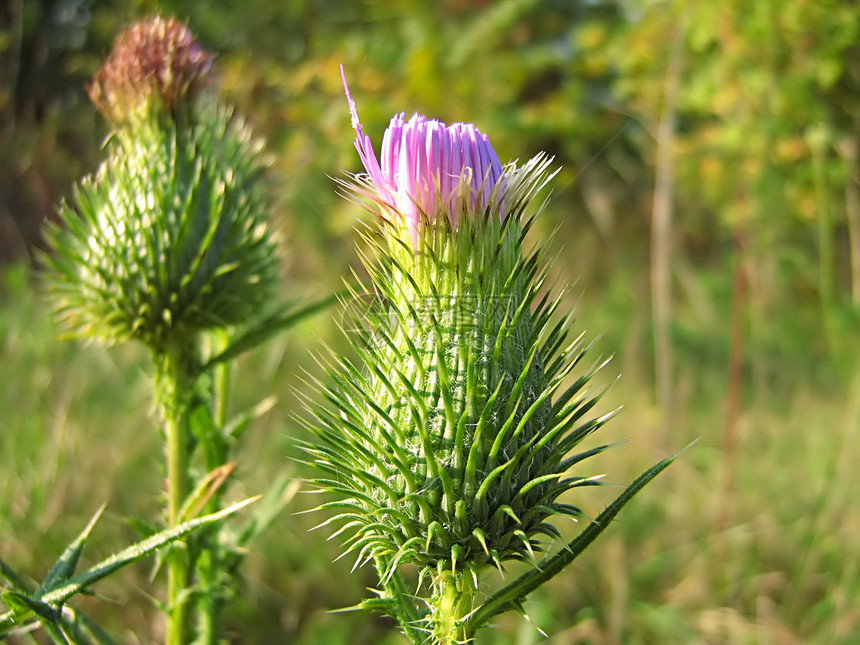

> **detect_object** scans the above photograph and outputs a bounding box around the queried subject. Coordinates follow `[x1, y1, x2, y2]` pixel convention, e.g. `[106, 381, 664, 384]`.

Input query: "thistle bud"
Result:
[305, 77, 614, 640]
[44, 18, 279, 351]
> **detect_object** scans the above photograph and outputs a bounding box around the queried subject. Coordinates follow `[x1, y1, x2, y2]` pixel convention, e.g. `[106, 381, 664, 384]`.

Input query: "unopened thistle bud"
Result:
[43, 17, 280, 351]
[304, 74, 615, 641]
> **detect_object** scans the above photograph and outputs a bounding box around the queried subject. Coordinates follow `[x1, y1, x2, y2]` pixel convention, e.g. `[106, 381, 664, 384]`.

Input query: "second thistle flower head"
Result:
[44, 17, 280, 351]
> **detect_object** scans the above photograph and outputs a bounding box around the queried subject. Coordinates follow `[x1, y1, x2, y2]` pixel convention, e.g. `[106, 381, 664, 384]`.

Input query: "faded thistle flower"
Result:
[88, 16, 213, 127]
[43, 17, 280, 351]
[303, 73, 615, 641]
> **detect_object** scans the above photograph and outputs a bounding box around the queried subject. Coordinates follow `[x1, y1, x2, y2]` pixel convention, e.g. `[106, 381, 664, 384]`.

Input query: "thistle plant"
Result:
[27, 16, 328, 643]
[301, 72, 677, 644]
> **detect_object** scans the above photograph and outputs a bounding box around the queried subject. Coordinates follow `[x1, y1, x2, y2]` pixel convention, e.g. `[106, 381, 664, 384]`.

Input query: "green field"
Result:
[4, 249, 859, 643]
[2, 1, 860, 642]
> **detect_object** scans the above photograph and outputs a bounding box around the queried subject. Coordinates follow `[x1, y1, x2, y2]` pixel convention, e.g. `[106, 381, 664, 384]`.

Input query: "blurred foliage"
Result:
[2, 0, 860, 642]
[4, 0, 859, 343]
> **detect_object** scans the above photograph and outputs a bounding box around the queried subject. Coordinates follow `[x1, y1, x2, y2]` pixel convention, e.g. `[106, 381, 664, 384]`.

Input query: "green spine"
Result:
[44, 104, 280, 351]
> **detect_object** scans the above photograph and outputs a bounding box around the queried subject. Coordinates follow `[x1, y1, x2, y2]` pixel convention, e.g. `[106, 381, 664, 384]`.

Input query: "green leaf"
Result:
[1, 589, 40, 622]
[223, 395, 277, 440]
[0, 557, 34, 594]
[234, 468, 301, 548]
[0, 497, 259, 628]
[1, 591, 61, 635]
[188, 401, 226, 471]
[177, 463, 236, 524]
[38, 504, 106, 597]
[122, 517, 159, 541]
[41, 618, 71, 645]
[465, 448, 686, 633]
[203, 293, 340, 369]
[60, 607, 120, 645]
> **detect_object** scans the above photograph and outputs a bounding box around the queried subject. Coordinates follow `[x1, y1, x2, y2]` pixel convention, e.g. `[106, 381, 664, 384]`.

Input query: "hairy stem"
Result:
[155, 342, 199, 645]
[431, 570, 478, 644]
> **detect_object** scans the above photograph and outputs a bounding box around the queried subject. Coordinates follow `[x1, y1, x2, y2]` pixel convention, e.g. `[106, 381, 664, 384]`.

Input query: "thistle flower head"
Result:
[343, 67, 506, 246]
[89, 16, 213, 126]
[304, 78, 613, 607]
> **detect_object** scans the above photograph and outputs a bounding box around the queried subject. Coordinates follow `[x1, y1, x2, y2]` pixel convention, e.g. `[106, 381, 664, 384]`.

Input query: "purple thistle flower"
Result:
[342, 67, 506, 246]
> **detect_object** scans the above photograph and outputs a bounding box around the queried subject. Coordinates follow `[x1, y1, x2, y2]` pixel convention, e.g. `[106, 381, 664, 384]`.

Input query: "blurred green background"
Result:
[2, 0, 860, 642]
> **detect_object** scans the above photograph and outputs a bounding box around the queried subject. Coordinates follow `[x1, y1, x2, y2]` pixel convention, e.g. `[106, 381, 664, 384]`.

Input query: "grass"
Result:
[2, 240, 859, 643]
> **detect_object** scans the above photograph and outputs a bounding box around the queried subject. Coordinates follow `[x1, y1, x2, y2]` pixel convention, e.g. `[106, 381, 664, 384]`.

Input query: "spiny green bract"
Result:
[43, 104, 280, 351]
[302, 156, 616, 584]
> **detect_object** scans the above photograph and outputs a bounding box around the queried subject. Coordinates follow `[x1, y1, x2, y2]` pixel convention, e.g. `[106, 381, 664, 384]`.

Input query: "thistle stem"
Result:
[431, 570, 477, 644]
[166, 413, 188, 645]
[194, 548, 217, 644]
[156, 342, 198, 645]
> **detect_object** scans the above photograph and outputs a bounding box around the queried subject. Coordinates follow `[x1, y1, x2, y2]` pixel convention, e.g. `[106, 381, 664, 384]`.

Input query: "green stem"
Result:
[194, 548, 217, 644]
[192, 330, 232, 642]
[155, 342, 199, 645]
[166, 413, 188, 645]
[431, 570, 478, 644]
[212, 329, 231, 429]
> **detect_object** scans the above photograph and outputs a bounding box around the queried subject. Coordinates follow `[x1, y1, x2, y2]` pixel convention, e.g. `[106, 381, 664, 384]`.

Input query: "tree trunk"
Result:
[650, 24, 684, 452]
[719, 230, 747, 529]
[838, 136, 860, 306]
